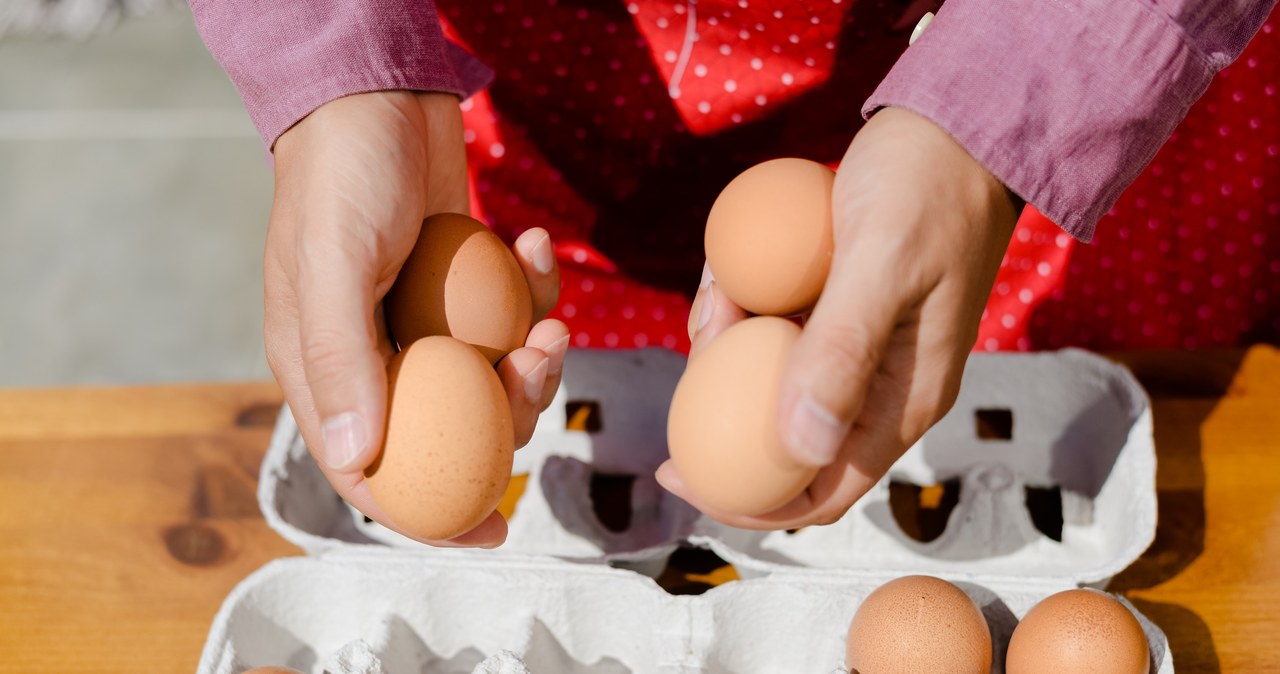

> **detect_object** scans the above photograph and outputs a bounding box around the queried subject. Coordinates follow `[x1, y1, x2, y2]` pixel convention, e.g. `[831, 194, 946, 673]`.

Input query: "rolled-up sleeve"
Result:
[865, 0, 1278, 241]
[190, 0, 493, 149]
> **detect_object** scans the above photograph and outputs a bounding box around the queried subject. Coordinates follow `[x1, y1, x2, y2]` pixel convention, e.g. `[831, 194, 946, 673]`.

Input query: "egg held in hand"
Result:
[364, 336, 515, 541]
[846, 575, 993, 674]
[704, 157, 835, 316]
[667, 316, 819, 516]
[385, 212, 533, 364]
[1006, 588, 1149, 674]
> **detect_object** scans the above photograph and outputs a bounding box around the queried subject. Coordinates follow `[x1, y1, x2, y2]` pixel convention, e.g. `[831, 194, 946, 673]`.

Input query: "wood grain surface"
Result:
[0, 382, 297, 673]
[0, 347, 1277, 673]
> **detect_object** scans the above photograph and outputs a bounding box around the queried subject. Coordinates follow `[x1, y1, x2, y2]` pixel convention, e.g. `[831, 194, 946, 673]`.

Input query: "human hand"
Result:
[658, 107, 1018, 529]
[265, 91, 567, 547]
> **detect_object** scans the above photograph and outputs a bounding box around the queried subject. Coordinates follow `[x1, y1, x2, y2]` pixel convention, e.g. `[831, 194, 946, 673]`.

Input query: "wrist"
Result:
[863, 107, 1020, 236]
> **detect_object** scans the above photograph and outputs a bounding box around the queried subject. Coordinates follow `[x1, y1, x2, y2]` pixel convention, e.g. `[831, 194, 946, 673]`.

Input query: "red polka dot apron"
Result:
[438, 0, 1280, 354]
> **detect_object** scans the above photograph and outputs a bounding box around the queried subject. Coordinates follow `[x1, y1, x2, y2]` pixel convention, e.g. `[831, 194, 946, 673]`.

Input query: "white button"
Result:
[909, 12, 935, 46]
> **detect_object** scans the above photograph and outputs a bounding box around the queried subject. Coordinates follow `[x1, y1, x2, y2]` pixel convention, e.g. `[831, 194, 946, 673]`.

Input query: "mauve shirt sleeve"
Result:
[865, 0, 1278, 241]
[189, 0, 493, 149]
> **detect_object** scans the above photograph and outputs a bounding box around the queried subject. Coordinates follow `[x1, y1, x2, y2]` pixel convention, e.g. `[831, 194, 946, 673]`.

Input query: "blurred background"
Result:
[0, 0, 273, 387]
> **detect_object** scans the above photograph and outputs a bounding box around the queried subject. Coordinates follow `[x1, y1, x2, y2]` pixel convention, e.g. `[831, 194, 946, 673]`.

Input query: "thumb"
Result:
[777, 250, 902, 468]
[296, 229, 389, 473]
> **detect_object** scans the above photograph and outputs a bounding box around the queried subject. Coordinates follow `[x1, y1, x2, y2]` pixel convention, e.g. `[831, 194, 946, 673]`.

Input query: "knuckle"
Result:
[814, 324, 880, 383]
[263, 326, 297, 379]
[933, 374, 964, 421]
[298, 221, 378, 277]
[905, 368, 966, 444]
[300, 330, 357, 385]
[264, 343, 288, 380]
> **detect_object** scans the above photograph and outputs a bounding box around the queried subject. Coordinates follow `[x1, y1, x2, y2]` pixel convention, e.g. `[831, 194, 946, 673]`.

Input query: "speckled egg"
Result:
[364, 336, 514, 541]
[846, 575, 993, 674]
[1006, 589, 1149, 674]
[385, 212, 532, 364]
[667, 316, 818, 516]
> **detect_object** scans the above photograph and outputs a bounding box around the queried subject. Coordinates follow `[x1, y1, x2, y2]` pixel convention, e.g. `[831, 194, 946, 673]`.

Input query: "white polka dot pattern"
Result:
[437, 2, 1279, 355]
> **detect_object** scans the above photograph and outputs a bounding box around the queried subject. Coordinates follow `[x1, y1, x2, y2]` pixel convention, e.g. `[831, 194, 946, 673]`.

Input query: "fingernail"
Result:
[687, 292, 704, 340]
[544, 333, 571, 375]
[787, 396, 845, 466]
[528, 234, 553, 275]
[522, 357, 549, 403]
[695, 281, 716, 333]
[699, 265, 714, 289]
[321, 412, 368, 471]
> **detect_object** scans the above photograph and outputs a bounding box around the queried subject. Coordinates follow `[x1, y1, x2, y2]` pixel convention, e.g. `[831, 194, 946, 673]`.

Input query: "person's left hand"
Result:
[656, 108, 1019, 529]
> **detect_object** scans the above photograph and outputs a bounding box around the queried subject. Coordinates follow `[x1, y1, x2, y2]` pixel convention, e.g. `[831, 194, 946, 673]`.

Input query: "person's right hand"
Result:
[659, 108, 1018, 529]
[266, 91, 568, 548]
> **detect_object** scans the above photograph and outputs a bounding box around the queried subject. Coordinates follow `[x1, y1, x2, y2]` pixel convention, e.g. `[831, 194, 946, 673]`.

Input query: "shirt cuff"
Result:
[191, 0, 493, 149]
[864, 0, 1217, 241]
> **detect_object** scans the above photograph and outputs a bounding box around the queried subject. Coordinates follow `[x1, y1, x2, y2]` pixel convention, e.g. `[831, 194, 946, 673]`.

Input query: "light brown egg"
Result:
[846, 575, 992, 674]
[364, 336, 515, 541]
[666, 316, 818, 516]
[385, 212, 532, 364]
[1006, 588, 1149, 674]
[704, 158, 835, 316]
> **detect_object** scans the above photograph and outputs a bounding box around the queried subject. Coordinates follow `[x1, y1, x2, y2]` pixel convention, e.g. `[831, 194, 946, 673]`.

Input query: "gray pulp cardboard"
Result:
[201, 348, 1168, 673]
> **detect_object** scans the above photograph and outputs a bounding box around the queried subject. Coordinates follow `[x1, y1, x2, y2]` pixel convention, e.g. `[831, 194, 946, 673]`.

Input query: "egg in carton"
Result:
[220, 347, 1169, 673]
[198, 550, 1171, 673]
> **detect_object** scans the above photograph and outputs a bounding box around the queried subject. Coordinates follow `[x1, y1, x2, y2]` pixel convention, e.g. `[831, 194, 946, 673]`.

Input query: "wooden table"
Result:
[1, 347, 1277, 673]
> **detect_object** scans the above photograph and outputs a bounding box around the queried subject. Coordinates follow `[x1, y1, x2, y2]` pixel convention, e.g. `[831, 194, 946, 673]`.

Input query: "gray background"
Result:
[0, 4, 274, 386]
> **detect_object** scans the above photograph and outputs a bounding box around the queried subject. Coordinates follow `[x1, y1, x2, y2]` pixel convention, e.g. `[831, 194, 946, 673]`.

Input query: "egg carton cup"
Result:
[199, 550, 1170, 674]
[701, 344, 1156, 587]
[259, 348, 1154, 586]
[257, 348, 703, 575]
[203, 347, 1168, 672]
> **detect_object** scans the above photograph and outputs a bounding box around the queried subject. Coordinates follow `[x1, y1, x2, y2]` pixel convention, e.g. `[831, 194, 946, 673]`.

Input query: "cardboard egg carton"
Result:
[199, 348, 1170, 673]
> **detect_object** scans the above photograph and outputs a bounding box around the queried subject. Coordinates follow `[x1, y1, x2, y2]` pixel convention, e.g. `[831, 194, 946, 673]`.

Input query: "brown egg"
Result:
[364, 336, 515, 541]
[846, 575, 992, 674]
[385, 212, 533, 364]
[1006, 588, 1149, 674]
[666, 316, 818, 516]
[704, 158, 835, 316]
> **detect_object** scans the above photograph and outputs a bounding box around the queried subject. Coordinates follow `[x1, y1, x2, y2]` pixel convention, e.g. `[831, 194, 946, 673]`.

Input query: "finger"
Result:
[373, 303, 397, 362]
[525, 318, 570, 411]
[733, 309, 955, 531]
[343, 480, 508, 548]
[266, 230, 403, 540]
[514, 227, 561, 321]
[687, 275, 750, 360]
[655, 442, 879, 531]
[496, 346, 550, 448]
[295, 225, 389, 476]
[775, 238, 912, 468]
[438, 510, 509, 548]
[417, 92, 471, 216]
[686, 263, 713, 340]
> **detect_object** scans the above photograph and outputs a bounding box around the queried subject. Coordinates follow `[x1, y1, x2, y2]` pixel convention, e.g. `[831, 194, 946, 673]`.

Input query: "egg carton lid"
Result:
[257, 348, 1156, 589]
